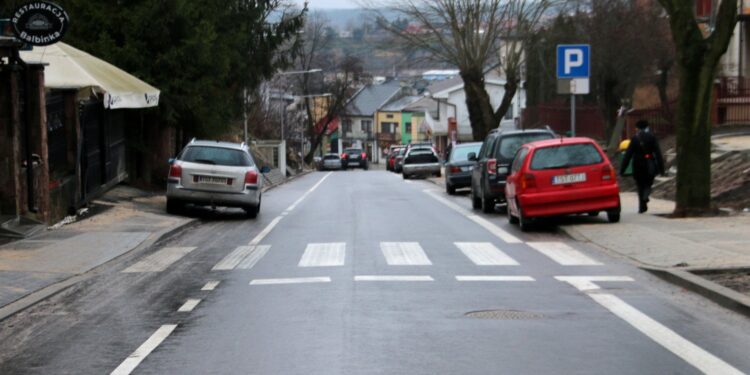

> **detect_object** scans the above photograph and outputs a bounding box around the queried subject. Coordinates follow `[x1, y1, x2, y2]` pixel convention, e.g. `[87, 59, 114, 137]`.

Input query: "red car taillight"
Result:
[169, 163, 182, 179]
[520, 173, 536, 190]
[487, 159, 497, 175]
[361, 153, 367, 159]
[450, 166, 461, 173]
[245, 170, 258, 185]
[341, 153, 347, 159]
[602, 164, 615, 182]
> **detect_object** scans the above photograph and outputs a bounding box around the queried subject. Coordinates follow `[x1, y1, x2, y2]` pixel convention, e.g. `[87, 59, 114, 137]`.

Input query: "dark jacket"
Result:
[621, 129, 665, 180]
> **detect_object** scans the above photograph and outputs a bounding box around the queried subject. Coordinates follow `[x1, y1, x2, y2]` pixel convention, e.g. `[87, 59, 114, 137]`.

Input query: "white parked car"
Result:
[166, 140, 266, 218]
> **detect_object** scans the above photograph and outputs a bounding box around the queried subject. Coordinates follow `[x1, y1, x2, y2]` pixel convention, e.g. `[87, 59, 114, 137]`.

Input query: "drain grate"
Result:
[465, 309, 544, 320]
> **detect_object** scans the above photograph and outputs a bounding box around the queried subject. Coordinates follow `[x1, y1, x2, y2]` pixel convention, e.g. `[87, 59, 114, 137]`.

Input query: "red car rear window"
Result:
[530, 143, 603, 170]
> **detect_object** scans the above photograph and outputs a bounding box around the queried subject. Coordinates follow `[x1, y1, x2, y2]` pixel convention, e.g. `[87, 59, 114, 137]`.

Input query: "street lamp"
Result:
[274, 69, 324, 141]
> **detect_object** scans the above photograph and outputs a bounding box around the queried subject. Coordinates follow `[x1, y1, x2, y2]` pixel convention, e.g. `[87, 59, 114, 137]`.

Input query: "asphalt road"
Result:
[1, 170, 749, 374]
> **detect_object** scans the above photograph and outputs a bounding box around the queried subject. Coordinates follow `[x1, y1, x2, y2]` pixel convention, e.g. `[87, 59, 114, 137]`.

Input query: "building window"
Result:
[386, 114, 394, 119]
[381, 122, 399, 133]
[361, 120, 372, 133]
[405, 122, 412, 133]
[343, 119, 352, 133]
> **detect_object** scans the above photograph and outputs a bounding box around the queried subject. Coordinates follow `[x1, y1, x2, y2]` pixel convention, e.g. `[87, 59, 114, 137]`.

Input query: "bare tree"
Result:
[656, 0, 737, 216]
[373, 0, 556, 140]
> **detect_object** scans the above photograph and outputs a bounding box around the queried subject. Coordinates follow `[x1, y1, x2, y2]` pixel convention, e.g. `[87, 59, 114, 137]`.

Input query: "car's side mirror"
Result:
[168, 158, 175, 165]
[467, 152, 477, 161]
[260, 166, 271, 173]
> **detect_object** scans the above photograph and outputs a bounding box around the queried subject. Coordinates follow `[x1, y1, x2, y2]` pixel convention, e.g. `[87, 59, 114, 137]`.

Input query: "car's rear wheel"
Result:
[166, 198, 184, 215]
[435, 170, 441, 178]
[507, 201, 519, 224]
[446, 183, 456, 195]
[481, 195, 494, 213]
[402, 173, 408, 180]
[516, 199, 531, 232]
[587, 211, 599, 217]
[607, 209, 620, 223]
[471, 187, 482, 209]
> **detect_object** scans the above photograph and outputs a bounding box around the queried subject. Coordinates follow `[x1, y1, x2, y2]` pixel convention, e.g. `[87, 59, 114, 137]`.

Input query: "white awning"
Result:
[20, 42, 160, 109]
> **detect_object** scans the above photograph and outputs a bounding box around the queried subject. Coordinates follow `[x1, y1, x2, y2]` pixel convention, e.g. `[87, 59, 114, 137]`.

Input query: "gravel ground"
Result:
[698, 270, 750, 297]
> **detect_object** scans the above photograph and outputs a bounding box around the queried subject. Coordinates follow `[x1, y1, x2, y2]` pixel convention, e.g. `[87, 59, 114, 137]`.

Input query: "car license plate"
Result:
[552, 173, 586, 185]
[350, 155, 360, 159]
[195, 175, 228, 185]
[461, 166, 472, 172]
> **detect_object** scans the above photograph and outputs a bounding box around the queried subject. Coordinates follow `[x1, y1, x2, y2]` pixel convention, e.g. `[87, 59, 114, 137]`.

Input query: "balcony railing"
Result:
[377, 133, 398, 142]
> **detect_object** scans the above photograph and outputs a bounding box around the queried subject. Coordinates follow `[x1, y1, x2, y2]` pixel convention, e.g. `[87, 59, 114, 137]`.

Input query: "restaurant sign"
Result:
[11, 1, 69, 46]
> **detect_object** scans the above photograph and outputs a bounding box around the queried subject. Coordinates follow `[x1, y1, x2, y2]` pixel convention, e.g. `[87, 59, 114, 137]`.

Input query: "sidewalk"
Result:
[0, 186, 194, 320]
[560, 193, 750, 270]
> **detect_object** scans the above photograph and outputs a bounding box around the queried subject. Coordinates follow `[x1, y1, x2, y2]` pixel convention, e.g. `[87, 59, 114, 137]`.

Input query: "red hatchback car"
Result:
[505, 137, 620, 230]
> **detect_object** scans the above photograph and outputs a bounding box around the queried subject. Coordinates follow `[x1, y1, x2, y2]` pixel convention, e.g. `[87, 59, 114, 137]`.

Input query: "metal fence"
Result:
[717, 77, 750, 125]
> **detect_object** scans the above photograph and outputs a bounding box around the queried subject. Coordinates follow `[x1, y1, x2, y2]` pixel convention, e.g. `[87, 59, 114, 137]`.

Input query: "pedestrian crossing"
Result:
[380, 242, 432, 265]
[298, 243, 346, 267]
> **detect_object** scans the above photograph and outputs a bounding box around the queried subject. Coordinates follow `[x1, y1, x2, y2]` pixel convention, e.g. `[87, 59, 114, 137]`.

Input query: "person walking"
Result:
[620, 120, 665, 213]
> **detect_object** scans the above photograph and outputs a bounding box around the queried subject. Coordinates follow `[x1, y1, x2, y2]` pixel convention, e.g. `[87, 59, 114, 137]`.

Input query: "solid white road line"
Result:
[354, 275, 434, 282]
[248, 216, 283, 246]
[555, 276, 634, 291]
[212, 245, 257, 271]
[455, 275, 535, 282]
[528, 242, 602, 266]
[250, 277, 331, 285]
[380, 242, 432, 265]
[285, 172, 333, 212]
[589, 293, 744, 375]
[424, 190, 522, 244]
[110, 324, 177, 375]
[557, 276, 744, 375]
[298, 243, 346, 267]
[201, 281, 220, 291]
[454, 242, 519, 266]
[122, 247, 197, 273]
[237, 245, 271, 269]
[177, 298, 201, 312]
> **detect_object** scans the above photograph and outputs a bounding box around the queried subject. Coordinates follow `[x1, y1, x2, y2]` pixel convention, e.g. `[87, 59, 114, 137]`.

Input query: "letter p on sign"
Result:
[557, 45, 590, 79]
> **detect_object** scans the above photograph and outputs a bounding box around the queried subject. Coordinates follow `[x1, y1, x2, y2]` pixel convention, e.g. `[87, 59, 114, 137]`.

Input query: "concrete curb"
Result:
[643, 267, 750, 319]
[559, 225, 750, 319]
[0, 216, 198, 322]
[262, 169, 313, 192]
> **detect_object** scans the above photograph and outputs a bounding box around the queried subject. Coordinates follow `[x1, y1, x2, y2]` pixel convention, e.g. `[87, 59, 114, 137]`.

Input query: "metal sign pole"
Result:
[571, 94, 576, 137]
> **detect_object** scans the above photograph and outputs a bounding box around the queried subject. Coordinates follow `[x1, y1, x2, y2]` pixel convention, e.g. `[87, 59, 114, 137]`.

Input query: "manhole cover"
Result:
[465, 309, 544, 320]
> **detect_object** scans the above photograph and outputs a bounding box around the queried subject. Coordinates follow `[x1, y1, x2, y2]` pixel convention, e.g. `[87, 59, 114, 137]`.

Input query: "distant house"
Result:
[377, 96, 422, 146]
[425, 75, 525, 142]
[340, 81, 405, 163]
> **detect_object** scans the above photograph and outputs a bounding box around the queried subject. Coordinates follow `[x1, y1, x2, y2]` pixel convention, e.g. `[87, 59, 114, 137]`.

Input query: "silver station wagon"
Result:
[166, 140, 265, 218]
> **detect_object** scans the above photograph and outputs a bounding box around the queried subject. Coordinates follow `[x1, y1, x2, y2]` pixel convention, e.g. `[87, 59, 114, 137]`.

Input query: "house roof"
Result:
[426, 75, 506, 99]
[379, 95, 422, 112]
[344, 81, 404, 116]
[403, 96, 439, 113]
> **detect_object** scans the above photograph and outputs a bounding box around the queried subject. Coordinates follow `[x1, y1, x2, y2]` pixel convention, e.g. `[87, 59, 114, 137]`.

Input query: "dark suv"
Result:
[341, 148, 368, 170]
[469, 129, 556, 213]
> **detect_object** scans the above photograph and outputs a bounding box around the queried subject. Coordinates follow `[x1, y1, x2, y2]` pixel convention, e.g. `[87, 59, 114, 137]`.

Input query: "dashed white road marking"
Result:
[177, 298, 201, 312]
[380, 242, 432, 265]
[250, 277, 331, 285]
[237, 245, 272, 269]
[212, 245, 257, 271]
[455, 242, 519, 266]
[248, 216, 283, 246]
[110, 324, 177, 375]
[298, 243, 346, 267]
[557, 276, 744, 375]
[201, 281, 220, 291]
[354, 275, 434, 282]
[122, 247, 196, 273]
[285, 172, 332, 212]
[528, 242, 602, 266]
[424, 190, 521, 244]
[456, 275, 534, 282]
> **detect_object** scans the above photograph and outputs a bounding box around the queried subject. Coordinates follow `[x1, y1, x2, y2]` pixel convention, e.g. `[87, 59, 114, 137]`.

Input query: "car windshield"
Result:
[323, 155, 339, 160]
[450, 144, 481, 162]
[180, 146, 253, 167]
[345, 149, 362, 155]
[530, 143, 603, 170]
[496, 133, 554, 161]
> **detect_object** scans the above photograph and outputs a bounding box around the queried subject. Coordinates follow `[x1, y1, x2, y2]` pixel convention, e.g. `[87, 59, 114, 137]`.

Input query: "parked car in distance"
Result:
[320, 153, 342, 170]
[505, 137, 621, 231]
[342, 148, 369, 170]
[402, 146, 441, 179]
[445, 142, 481, 194]
[470, 128, 556, 213]
[166, 140, 267, 218]
[387, 146, 405, 172]
[394, 147, 407, 173]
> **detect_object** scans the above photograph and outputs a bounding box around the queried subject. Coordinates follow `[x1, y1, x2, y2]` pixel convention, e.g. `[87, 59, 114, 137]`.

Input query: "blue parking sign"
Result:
[557, 45, 590, 79]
